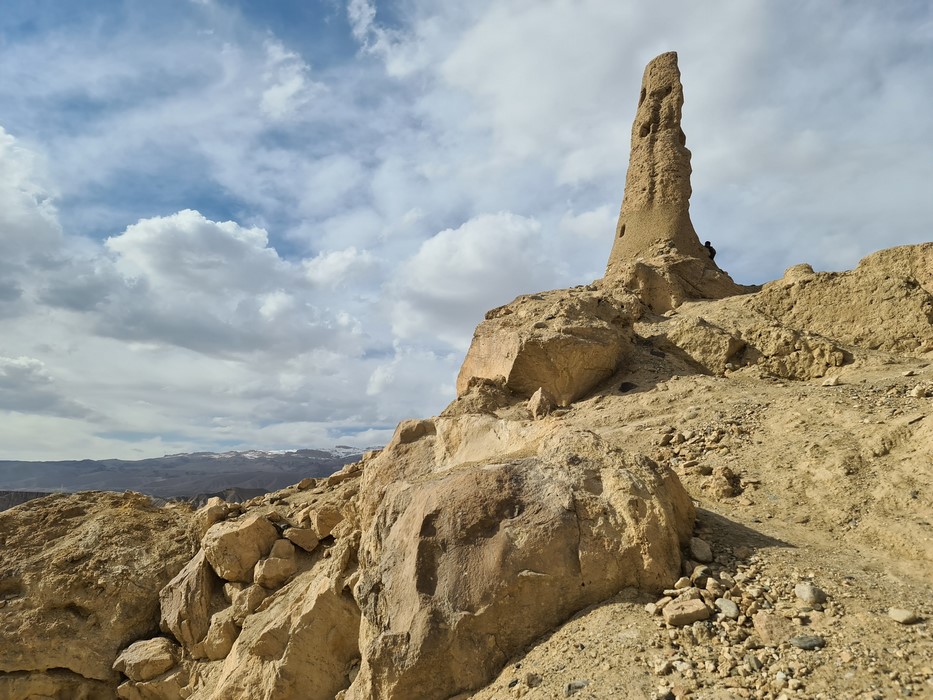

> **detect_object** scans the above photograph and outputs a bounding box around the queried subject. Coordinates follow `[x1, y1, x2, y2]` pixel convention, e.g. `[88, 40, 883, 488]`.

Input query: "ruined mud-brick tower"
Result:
[604, 51, 749, 308]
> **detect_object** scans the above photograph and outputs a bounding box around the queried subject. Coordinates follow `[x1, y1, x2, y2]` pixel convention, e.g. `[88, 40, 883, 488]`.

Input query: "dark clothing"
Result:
[704, 241, 716, 261]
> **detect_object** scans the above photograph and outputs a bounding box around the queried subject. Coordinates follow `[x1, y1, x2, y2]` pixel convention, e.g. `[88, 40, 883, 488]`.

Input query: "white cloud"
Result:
[0, 127, 61, 257]
[304, 247, 377, 288]
[391, 212, 553, 350]
[559, 205, 617, 241]
[260, 41, 326, 120]
[0, 356, 94, 419]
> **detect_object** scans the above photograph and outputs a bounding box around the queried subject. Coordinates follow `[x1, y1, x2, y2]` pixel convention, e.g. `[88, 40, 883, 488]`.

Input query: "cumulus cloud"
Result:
[304, 247, 378, 288]
[391, 212, 553, 350]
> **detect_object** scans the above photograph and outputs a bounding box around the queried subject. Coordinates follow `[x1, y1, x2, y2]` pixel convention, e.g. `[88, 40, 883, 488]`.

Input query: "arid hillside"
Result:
[0, 51, 929, 700]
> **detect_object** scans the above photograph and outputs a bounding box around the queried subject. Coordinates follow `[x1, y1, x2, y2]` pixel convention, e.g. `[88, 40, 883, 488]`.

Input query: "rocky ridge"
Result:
[0, 51, 931, 700]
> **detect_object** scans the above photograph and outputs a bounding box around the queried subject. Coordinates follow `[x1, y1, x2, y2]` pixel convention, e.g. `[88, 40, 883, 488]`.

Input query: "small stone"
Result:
[733, 545, 753, 560]
[528, 387, 556, 420]
[112, 637, 179, 682]
[283, 527, 320, 553]
[789, 634, 825, 650]
[752, 612, 794, 647]
[662, 598, 711, 626]
[254, 555, 297, 589]
[715, 598, 740, 620]
[690, 564, 712, 583]
[674, 576, 691, 590]
[689, 537, 713, 563]
[822, 376, 841, 386]
[564, 679, 589, 696]
[526, 673, 543, 688]
[888, 608, 920, 624]
[794, 582, 827, 605]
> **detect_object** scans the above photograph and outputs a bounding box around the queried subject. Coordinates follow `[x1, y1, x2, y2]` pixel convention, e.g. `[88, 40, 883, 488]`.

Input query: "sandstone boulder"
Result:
[255, 554, 297, 590]
[527, 386, 555, 420]
[117, 667, 189, 700]
[347, 422, 693, 699]
[456, 287, 634, 406]
[194, 497, 229, 538]
[159, 549, 219, 649]
[283, 527, 320, 553]
[113, 638, 179, 683]
[231, 584, 268, 624]
[202, 514, 279, 583]
[200, 608, 239, 661]
[0, 492, 196, 696]
[660, 311, 847, 380]
[310, 504, 344, 539]
[199, 571, 361, 700]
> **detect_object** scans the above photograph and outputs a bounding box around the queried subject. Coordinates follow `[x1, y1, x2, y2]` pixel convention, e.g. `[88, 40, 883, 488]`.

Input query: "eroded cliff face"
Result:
[2, 51, 931, 700]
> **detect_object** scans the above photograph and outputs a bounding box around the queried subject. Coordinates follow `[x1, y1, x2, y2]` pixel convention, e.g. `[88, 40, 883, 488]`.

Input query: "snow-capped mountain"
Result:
[0, 446, 371, 505]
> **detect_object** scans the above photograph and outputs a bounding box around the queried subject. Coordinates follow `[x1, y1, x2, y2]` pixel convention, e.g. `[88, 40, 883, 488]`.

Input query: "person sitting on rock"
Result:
[704, 240, 716, 261]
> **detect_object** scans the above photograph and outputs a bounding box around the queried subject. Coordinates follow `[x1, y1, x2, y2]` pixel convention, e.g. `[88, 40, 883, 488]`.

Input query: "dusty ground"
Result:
[468, 328, 933, 700]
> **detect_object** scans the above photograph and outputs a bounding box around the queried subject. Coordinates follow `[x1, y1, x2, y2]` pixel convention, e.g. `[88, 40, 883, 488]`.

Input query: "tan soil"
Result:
[467, 336, 933, 700]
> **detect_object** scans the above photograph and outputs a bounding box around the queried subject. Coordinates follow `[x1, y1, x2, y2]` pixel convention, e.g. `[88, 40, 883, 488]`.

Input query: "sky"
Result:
[1, 0, 931, 461]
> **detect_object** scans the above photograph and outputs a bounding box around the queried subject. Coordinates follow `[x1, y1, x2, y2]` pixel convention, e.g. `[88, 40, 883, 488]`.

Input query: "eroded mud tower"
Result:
[604, 51, 750, 310]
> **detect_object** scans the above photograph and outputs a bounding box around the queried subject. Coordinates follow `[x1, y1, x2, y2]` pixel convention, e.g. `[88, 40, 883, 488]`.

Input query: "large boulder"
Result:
[347, 420, 693, 699]
[202, 514, 280, 583]
[159, 549, 219, 649]
[456, 287, 635, 406]
[113, 638, 179, 683]
[0, 492, 197, 697]
[195, 569, 361, 700]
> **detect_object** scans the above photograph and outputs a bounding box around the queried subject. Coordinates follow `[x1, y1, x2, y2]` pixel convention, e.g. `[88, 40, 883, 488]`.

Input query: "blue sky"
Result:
[1, 0, 931, 460]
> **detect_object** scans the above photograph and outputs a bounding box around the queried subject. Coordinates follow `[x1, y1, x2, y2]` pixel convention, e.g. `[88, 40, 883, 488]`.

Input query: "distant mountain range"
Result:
[0, 446, 368, 509]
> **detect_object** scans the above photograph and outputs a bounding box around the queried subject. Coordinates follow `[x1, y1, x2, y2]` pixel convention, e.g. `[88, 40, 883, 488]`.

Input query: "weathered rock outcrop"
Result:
[348, 418, 693, 700]
[654, 244, 933, 379]
[604, 51, 751, 311]
[0, 492, 197, 700]
[752, 244, 933, 356]
[456, 286, 636, 406]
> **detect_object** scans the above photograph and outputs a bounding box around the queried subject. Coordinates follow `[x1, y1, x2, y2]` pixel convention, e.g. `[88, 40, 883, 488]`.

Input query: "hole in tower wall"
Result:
[618, 224, 626, 238]
[639, 123, 650, 138]
[639, 87, 646, 106]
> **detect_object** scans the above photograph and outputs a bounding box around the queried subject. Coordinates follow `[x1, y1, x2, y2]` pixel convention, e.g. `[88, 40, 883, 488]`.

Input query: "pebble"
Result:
[690, 537, 714, 563]
[715, 598, 740, 620]
[564, 679, 589, 696]
[663, 598, 711, 626]
[794, 582, 827, 605]
[789, 634, 826, 650]
[888, 608, 920, 624]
